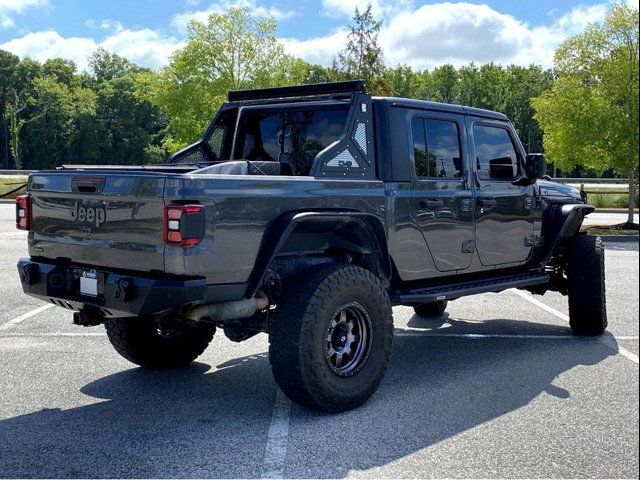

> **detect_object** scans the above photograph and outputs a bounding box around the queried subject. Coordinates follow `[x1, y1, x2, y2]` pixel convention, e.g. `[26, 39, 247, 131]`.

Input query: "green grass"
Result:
[0, 177, 28, 199]
[588, 192, 639, 209]
[583, 228, 639, 236]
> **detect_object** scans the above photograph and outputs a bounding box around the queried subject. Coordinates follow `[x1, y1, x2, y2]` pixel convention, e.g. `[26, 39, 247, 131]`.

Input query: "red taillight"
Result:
[16, 195, 31, 231]
[163, 204, 205, 247]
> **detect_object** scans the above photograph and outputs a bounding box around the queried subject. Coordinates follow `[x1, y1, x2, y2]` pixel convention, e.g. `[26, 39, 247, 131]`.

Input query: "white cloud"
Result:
[0, 0, 49, 29]
[0, 28, 183, 71]
[554, 3, 608, 34]
[0, 0, 48, 12]
[1, 14, 15, 28]
[320, 0, 413, 18]
[288, 1, 631, 70]
[380, 3, 535, 69]
[1, 31, 96, 69]
[172, 0, 296, 34]
[321, 0, 382, 18]
[1, 0, 635, 74]
[101, 28, 184, 70]
[281, 28, 349, 66]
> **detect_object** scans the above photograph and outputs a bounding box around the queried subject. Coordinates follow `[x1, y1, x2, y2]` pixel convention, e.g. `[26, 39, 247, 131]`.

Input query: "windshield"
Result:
[233, 104, 350, 176]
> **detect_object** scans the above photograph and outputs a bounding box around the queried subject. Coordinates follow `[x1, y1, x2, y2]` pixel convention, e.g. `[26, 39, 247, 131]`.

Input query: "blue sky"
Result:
[1, 0, 638, 71]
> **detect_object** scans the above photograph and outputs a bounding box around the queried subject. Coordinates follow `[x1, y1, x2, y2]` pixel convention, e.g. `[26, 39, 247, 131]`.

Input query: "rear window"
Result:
[411, 117, 462, 179]
[234, 105, 350, 176]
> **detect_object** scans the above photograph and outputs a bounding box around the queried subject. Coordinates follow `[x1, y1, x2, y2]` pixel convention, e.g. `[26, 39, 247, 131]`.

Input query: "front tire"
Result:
[568, 235, 607, 336]
[105, 316, 215, 368]
[269, 264, 393, 412]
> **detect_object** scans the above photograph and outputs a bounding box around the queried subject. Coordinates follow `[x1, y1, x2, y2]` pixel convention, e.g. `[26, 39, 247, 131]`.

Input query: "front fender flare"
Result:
[538, 204, 596, 266]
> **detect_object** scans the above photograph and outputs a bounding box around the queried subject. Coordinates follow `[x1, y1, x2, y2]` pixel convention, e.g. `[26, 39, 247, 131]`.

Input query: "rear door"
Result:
[409, 111, 475, 272]
[28, 171, 167, 273]
[468, 119, 535, 266]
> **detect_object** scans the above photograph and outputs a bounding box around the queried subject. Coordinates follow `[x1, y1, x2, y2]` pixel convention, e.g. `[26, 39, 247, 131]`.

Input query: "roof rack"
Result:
[227, 80, 366, 102]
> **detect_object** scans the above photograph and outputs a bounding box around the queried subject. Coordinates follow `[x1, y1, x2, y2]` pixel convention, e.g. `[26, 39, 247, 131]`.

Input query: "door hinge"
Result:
[524, 235, 543, 247]
[524, 197, 536, 210]
[461, 240, 475, 253]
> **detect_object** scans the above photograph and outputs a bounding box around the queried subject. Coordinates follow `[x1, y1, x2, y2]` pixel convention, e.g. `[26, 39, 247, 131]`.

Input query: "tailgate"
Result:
[28, 171, 167, 273]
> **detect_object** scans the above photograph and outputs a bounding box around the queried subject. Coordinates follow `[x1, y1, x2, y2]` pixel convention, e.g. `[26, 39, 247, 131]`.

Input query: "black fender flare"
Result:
[538, 204, 596, 265]
[246, 211, 391, 297]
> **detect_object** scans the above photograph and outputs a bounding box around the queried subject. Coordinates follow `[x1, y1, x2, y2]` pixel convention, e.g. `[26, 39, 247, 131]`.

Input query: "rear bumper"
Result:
[17, 257, 206, 318]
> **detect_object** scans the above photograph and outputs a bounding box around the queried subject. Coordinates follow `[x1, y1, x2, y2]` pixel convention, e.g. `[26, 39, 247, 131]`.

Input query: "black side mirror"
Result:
[524, 153, 546, 180]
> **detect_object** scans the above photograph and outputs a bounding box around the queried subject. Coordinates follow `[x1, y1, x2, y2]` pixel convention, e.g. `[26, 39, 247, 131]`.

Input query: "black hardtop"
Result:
[375, 97, 509, 121]
[226, 81, 508, 122]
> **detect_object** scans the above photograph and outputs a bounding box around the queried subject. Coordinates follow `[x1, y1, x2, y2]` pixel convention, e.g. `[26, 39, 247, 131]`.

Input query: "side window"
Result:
[473, 125, 519, 180]
[411, 117, 428, 178]
[207, 126, 226, 158]
[204, 108, 237, 161]
[411, 117, 462, 179]
[425, 119, 462, 179]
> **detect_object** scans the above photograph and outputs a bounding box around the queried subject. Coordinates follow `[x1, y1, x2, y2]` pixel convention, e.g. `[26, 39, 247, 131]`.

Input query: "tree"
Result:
[89, 48, 138, 84]
[503, 65, 552, 155]
[426, 65, 459, 103]
[336, 4, 385, 93]
[383, 65, 423, 98]
[137, 7, 305, 150]
[3, 59, 46, 169]
[22, 73, 98, 169]
[0, 49, 19, 168]
[533, 4, 639, 224]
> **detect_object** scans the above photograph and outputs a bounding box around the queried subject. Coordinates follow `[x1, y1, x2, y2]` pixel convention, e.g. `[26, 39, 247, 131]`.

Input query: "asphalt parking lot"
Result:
[0, 204, 638, 479]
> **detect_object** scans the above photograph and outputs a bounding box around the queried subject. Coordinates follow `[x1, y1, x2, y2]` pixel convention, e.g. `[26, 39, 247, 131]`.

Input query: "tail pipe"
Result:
[186, 291, 268, 323]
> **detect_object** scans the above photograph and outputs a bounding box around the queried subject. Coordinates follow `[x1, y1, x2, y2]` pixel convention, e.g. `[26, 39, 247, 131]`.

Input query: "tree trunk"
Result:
[628, 170, 637, 226]
[2, 117, 8, 169]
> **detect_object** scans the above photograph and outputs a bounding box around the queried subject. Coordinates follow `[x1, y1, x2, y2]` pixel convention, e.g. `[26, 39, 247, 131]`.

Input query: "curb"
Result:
[600, 235, 639, 243]
[596, 208, 639, 214]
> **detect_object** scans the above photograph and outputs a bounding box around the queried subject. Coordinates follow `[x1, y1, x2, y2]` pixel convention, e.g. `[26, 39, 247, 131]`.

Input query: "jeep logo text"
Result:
[70, 202, 106, 227]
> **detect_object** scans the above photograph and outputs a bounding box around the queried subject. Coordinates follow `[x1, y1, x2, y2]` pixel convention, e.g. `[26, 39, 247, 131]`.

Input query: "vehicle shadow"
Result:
[286, 317, 622, 478]
[0, 318, 619, 478]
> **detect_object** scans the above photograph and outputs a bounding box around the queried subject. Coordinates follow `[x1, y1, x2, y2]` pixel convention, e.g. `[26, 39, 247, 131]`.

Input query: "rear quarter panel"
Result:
[163, 174, 385, 284]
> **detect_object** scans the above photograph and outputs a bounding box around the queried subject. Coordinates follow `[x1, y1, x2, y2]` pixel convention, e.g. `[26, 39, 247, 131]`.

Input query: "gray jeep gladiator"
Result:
[16, 81, 606, 412]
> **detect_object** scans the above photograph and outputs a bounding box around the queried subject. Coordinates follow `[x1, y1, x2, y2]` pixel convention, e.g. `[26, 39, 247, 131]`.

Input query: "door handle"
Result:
[420, 198, 444, 209]
[477, 198, 497, 208]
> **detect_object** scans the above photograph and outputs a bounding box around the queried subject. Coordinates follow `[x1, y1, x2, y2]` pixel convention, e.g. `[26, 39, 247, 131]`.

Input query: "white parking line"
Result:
[2, 331, 638, 340]
[396, 331, 577, 338]
[511, 289, 569, 321]
[511, 289, 639, 365]
[599, 335, 640, 364]
[0, 304, 54, 331]
[0, 332, 105, 337]
[261, 388, 292, 479]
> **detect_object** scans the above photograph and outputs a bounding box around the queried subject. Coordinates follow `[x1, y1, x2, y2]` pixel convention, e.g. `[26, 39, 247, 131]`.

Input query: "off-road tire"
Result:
[269, 264, 393, 412]
[413, 300, 448, 317]
[105, 316, 215, 368]
[568, 235, 607, 336]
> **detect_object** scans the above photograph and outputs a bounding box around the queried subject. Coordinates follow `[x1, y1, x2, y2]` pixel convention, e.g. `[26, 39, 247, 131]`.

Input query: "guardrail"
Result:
[551, 178, 637, 195]
[0, 170, 37, 175]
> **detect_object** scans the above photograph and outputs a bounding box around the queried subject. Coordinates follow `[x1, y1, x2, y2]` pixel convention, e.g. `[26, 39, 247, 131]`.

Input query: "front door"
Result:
[469, 119, 535, 266]
[410, 112, 475, 272]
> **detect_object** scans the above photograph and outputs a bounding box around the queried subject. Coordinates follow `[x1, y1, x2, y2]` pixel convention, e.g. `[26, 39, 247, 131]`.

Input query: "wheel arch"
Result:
[246, 211, 391, 297]
[537, 203, 596, 266]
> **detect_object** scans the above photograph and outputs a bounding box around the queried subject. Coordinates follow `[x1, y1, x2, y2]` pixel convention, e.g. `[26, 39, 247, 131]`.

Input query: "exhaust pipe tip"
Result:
[187, 290, 269, 323]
